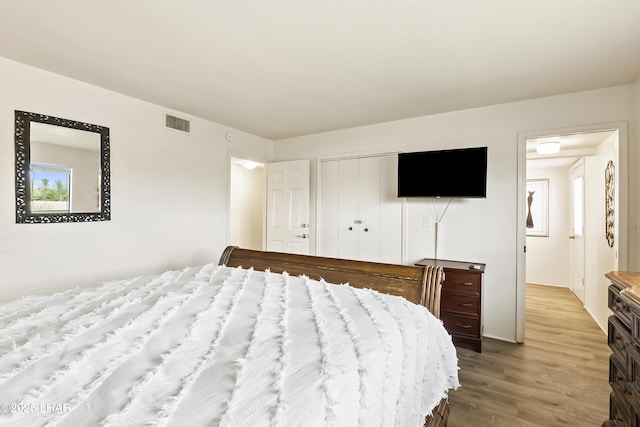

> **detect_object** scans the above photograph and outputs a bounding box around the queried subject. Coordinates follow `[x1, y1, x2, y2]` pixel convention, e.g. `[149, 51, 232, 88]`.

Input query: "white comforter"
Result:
[0, 264, 459, 427]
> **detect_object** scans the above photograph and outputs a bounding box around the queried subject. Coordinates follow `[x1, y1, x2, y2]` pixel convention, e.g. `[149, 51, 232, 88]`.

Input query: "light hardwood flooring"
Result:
[447, 284, 611, 426]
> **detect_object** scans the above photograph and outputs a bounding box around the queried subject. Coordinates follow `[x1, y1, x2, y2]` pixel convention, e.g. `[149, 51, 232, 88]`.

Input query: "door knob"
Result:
[569, 235, 576, 239]
[296, 234, 308, 239]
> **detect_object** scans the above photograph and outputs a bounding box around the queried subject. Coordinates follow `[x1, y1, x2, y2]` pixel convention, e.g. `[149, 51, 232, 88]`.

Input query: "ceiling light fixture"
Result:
[536, 140, 561, 155]
[240, 160, 260, 170]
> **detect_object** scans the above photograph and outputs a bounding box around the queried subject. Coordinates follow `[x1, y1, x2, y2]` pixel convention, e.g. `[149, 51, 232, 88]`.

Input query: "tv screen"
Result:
[397, 147, 487, 198]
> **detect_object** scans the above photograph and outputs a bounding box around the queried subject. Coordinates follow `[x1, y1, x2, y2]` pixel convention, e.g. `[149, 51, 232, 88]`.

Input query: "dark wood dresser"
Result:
[603, 271, 640, 427]
[416, 258, 484, 353]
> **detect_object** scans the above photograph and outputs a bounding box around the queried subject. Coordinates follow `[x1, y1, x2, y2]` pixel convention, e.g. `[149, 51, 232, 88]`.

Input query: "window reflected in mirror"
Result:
[29, 163, 72, 213]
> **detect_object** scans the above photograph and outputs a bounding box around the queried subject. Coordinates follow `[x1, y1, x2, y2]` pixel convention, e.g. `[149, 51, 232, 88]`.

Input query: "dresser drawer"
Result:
[441, 294, 479, 315]
[609, 315, 632, 365]
[441, 313, 481, 338]
[610, 284, 632, 328]
[610, 355, 629, 402]
[442, 272, 480, 294]
[632, 306, 640, 349]
[610, 390, 631, 426]
[629, 346, 640, 399]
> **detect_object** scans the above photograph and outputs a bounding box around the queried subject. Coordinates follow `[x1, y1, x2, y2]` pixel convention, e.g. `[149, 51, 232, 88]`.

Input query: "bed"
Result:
[0, 246, 459, 426]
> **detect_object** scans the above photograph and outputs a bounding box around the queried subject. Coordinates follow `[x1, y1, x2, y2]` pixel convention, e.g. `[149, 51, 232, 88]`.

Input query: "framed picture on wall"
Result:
[526, 179, 549, 237]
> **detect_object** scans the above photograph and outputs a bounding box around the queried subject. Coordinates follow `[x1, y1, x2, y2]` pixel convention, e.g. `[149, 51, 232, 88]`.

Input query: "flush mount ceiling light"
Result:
[536, 140, 561, 155]
[240, 160, 260, 170]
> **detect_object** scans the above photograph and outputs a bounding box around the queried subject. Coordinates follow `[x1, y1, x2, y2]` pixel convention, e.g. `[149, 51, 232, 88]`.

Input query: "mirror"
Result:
[15, 111, 110, 223]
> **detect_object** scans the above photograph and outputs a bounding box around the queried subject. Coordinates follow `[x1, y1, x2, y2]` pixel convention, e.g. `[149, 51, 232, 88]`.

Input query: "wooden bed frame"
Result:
[218, 246, 450, 427]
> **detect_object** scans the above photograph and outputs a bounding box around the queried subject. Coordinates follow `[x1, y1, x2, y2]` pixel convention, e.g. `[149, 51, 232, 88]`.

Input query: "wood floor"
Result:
[447, 284, 611, 427]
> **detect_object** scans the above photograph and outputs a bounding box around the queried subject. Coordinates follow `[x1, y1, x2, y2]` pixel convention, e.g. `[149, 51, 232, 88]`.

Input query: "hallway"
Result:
[447, 284, 610, 426]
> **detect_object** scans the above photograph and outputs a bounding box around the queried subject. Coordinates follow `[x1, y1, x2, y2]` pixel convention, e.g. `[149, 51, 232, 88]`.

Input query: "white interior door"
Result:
[266, 160, 310, 254]
[570, 159, 585, 303]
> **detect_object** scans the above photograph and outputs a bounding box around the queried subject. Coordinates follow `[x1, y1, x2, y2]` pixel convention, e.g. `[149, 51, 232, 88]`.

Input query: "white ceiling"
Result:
[1, 1, 640, 140]
[526, 130, 616, 169]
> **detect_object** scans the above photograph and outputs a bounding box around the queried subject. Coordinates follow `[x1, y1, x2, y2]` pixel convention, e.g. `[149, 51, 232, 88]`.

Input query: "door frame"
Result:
[569, 158, 586, 303]
[516, 121, 628, 342]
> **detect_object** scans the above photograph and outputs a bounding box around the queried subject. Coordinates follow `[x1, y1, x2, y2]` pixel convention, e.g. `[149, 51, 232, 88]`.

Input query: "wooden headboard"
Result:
[218, 246, 427, 306]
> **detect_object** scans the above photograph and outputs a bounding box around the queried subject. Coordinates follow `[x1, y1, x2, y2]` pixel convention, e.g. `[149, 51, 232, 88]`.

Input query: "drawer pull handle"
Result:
[458, 303, 473, 307]
[456, 323, 472, 329]
[457, 282, 474, 286]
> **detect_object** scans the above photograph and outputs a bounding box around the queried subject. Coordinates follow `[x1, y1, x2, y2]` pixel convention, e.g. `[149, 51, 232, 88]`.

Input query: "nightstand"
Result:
[416, 258, 484, 353]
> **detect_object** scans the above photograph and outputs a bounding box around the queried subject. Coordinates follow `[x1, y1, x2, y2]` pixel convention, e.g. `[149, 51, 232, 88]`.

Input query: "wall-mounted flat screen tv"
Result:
[397, 146, 488, 198]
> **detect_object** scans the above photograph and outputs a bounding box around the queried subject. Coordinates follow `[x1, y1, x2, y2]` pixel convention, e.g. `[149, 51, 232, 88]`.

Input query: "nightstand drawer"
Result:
[441, 294, 479, 315]
[443, 272, 480, 294]
[441, 313, 481, 338]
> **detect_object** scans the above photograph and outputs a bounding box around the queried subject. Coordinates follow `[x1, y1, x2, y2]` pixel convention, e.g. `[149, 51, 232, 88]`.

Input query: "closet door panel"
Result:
[319, 160, 340, 257]
[378, 154, 402, 263]
[357, 156, 381, 262]
[338, 158, 359, 260]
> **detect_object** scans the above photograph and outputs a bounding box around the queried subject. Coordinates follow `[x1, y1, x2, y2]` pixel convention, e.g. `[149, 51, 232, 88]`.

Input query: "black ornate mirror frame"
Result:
[15, 110, 111, 223]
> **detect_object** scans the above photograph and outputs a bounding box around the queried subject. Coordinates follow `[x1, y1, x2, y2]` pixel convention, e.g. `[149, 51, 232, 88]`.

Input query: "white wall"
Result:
[584, 133, 618, 331]
[525, 165, 571, 287]
[273, 85, 637, 343]
[0, 57, 273, 303]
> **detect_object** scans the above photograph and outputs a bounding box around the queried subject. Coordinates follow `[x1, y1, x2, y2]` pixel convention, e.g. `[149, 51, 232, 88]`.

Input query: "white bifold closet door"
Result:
[319, 154, 402, 264]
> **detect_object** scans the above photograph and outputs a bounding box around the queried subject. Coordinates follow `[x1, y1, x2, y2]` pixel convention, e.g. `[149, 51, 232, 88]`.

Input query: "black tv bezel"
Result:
[397, 146, 488, 198]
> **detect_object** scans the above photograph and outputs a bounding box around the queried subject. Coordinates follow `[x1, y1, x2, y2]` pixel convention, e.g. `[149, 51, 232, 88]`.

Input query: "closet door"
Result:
[319, 154, 401, 264]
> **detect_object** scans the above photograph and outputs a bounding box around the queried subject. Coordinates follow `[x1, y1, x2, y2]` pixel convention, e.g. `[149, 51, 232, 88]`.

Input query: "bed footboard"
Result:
[219, 246, 426, 305]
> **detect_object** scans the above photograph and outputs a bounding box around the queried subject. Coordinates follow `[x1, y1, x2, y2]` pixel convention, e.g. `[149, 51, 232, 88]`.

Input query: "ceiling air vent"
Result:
[164, 113, 191, 133]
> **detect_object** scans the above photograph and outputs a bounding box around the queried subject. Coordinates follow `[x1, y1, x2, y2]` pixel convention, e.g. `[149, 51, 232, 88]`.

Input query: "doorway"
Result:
[569, 159, 585, 303]
[228, 156, 266, 250]
[517, 122, 627, 342]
